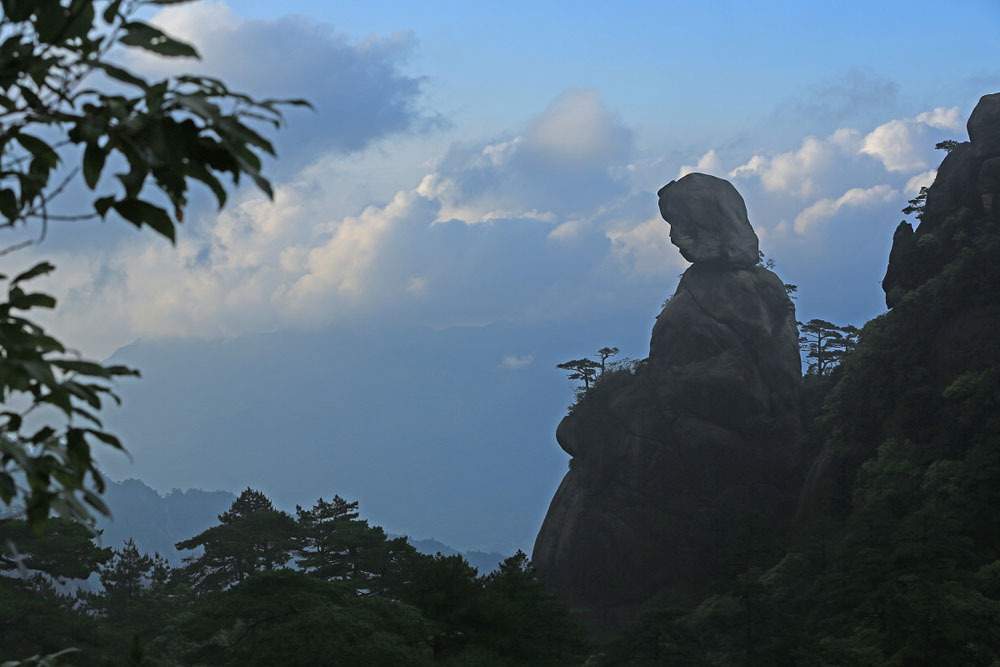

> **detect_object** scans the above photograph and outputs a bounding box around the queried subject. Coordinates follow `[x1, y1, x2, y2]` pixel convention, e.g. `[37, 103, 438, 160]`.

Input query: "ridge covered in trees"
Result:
[1, 488, 586, 665]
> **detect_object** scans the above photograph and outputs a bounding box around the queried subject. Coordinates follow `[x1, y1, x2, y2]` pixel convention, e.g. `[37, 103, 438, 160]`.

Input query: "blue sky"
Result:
[19, 1, 1000, 551]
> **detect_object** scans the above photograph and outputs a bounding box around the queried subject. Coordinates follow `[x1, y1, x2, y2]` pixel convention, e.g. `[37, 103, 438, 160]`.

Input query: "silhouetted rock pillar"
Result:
[533, 173, 801, 630]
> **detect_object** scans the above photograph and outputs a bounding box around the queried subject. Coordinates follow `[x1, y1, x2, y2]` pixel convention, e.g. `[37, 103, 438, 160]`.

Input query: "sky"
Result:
[11, 0, 1000, 552]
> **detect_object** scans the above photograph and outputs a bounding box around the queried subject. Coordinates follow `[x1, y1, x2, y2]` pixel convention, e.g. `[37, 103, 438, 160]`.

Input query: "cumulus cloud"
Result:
[425, 89, 633, 223]
[905, 170, 937, 195]
[914, 107, 963, 131]
[285, 190, 436, 307]
[860, 107, 963, 172]
[606, 215, 687, 277]
[727, 107, 962, 208]
[34, 78, 963, 361]
[730, 133, 850, 198]
[125, 1, 438, 172]
[35, 89, 650, 356]
[729, 154, 766, 179]
[499, 354, 534, 370]
[677, 149, 722, 179]
[793, 185, 897, 234]
[524, 89, 631, 166]
[548, 219, 583, 241]
[860, 119, 926, 172]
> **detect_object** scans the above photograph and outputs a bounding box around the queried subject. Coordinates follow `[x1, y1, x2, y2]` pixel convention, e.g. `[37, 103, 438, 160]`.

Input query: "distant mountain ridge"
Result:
[99, 478, 507, 572]
[96, 479, 236, 563]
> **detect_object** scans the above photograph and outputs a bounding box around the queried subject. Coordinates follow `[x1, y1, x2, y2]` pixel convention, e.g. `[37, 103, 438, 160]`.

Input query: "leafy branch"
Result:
[0, 0, 308, 529]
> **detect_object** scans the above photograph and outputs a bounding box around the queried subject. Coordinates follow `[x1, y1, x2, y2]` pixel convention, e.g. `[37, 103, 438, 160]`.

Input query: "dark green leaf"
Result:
[9, 292, 57, 310]
[82, 142, 106, 189]
[92, 61, 148, 89]
[29, 426, 56, 444]
[102, 0, 124, 23]
[0, 189, 19, 221]
[103, 364, 140, 378]
[12, 261, 55, 284]
[85, 429, 123, 450]
[52, 359, 112, 376]
[183, 160, 226, 208]
[112, 199, 176, 241]
[175, 93, 221, 120]
[94, 195, 115, 218]
[0, 473, 14, 504]
[82, 488, 110, 516]
[15, 133, 59, 168]
[120, 21, 199, 58]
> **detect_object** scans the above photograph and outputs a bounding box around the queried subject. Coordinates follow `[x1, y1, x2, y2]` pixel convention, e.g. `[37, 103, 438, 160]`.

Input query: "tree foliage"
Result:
[556, 357, 601, 391]
[1, 488, 589, 665]
[175, 488, 298, 592]
[0, 0, 306, 529]
[797, 318, 859, 376]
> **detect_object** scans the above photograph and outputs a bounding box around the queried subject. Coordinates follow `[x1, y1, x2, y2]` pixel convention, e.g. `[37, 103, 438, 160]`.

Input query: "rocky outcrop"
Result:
[801, 92, 1000, 523]
[658, 173, 760, 267]
[883, 93, 1000, 307]
[533, 174, 801, 628]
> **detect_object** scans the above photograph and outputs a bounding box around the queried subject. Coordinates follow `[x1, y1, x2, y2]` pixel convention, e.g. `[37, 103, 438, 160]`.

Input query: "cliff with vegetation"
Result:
[540, 92, 1000, 664]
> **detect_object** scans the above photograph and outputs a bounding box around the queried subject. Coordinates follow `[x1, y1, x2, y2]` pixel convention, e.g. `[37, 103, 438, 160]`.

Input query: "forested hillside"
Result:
[1, 489, 584, 665]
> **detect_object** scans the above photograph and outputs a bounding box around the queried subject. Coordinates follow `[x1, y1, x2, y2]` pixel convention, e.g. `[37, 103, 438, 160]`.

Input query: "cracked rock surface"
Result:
[533, 174, 801, 631]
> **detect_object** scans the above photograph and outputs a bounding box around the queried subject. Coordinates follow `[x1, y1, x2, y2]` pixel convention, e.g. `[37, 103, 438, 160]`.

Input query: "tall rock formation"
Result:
[533, 173, 802, 627]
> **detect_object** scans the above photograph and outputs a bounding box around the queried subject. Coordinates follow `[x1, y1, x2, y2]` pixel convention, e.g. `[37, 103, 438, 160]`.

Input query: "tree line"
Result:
[1, 488, 586, 665]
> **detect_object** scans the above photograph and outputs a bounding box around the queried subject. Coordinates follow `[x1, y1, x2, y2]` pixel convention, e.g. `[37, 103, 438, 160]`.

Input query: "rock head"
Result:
[534, 175, 800, 632]
[657, 173, 759, 267]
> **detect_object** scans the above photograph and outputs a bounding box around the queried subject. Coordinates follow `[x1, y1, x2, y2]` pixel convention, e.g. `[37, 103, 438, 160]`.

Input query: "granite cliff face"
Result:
[882, 92, 1000, 309]
[533, 173, 801, 626]
[800, 92, 1000, 521]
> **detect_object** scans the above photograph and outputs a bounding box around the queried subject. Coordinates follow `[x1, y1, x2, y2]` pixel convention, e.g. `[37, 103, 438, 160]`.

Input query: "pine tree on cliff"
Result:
[556, 358, 601, 390]
[797, 318, 858, 375]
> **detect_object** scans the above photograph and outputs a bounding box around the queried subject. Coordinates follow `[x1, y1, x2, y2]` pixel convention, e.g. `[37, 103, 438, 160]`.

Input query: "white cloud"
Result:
[548, 219, 583, 241]
[424, 89, 633, 224]
[829, 128, 863, 152]
[125, 1, 436, 173]
[729, 154, 766, 179]
[499, 354, 534, 370]
[34, 84, 963, 362]
[524, 89, 632, 166]
[915, 106, 962, 131]
[606, 216, 687, 276]
[763, 136, 836, 197]
[287, 189, 433, 306]
[677, 149, 722, 179]
[793, 184, 897, 234]
[36, 90, 645, 355]
[860, 119, 926, 172]
[860, 107, 964, 173]
[905, 169, 937, 195]
[728, 131, 860, 198]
